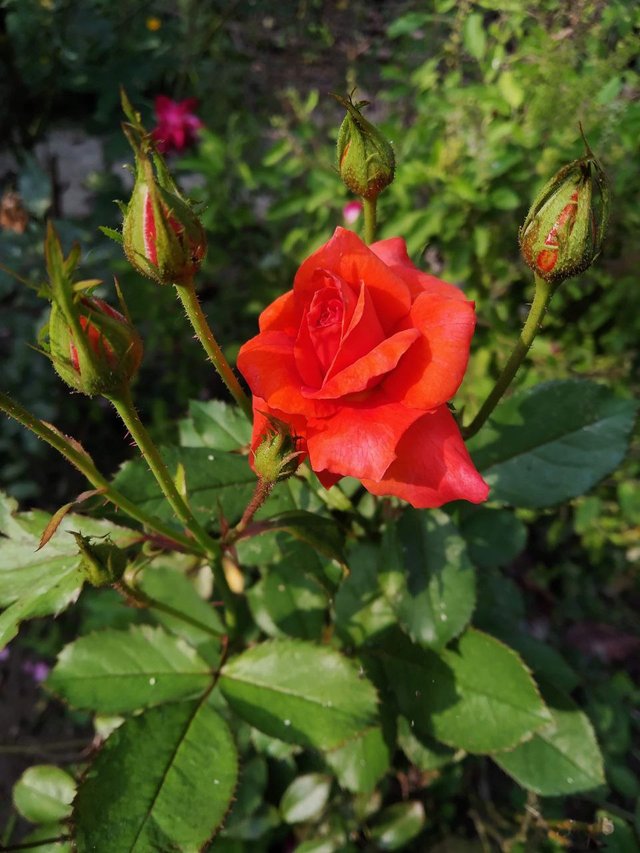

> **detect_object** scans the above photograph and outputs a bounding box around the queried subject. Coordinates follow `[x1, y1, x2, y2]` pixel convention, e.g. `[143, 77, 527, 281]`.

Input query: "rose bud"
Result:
[47, 296, 143, 397]
[334, 93, 395, 200]
[252, 415, 303, 485]
[72, 532, 127, 587]
[119, 94, 206, 285]
[519, 138, 609, 284]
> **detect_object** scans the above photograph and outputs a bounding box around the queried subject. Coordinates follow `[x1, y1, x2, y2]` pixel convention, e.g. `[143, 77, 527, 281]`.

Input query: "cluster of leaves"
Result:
[1, 1, 639, 850]
[2, 377, 637, 850]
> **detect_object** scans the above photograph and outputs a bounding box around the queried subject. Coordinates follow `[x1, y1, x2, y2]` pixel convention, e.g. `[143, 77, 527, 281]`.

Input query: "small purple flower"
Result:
[22, 660, 51, 682]
[0, 647, 9, 662]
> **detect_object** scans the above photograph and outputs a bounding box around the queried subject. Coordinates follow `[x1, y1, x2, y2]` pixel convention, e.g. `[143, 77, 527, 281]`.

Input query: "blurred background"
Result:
[1, 0, 639, 844]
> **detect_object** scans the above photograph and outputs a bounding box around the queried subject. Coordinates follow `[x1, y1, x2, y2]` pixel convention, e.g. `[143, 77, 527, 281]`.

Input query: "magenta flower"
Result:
[342, 200, 363, 225]
[22, 660, 51, 682]
[151, 96, 203, 154]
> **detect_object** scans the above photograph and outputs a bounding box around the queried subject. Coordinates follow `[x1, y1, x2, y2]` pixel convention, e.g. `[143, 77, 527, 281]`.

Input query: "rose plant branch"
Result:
[0, 391, 197, 554]
[115, 578, 224, 639]
[462, 274, 557, 440]
[174, 278, 253, 419]
[106, 385, 239, 626]
[363, 196, 377, 244]
[463, 140, 608, 440]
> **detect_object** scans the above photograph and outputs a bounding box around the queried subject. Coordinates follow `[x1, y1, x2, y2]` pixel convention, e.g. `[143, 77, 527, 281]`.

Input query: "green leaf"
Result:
[379, 509, 476, 649]
[0, 493, 135, 648]
[13, 765, 75, 823]
[220, 640, 379, 749]
[47, 625, 212, 713]
[497, 71, 524, 109]
[280, 773, 332, 823]
[247, 547, 329, 640]
[325, 726, 391, 793]
[397, 718, 456, 771]
[335, 543, 396, 646]
[494, 683, 605, 795]
[463, 13, 486, 60]
[139, 562, 225, 658]
[379, 628, 550, 753]
[460, 508, 527, 569]
[244, 510, 345, 565]
[369, 801, 426, 850]
[73, 701, 237, 852]
[179, 400, 252, 451]
[112, 448, 297, 530]
[15, 824, 72, 852]
[468, 381, 638, 508]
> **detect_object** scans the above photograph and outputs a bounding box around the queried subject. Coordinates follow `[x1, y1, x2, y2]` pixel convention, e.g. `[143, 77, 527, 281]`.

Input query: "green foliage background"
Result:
[0, 0, 639, 850]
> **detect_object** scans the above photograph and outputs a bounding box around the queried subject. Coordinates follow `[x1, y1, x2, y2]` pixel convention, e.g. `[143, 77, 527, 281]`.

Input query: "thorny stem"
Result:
[115, 580, 223, 639]
[0, 391, 195, 553]
[462, 274, 557, 440]
[363, 196, 377, 244]
[107, 385, 238, 628]
[174, 279, 253, 420]
[225, 477, 274, 546]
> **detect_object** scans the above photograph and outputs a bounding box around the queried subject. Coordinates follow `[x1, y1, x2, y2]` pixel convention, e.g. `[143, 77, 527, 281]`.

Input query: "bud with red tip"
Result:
[334, 93, 395, 200]
[43, 224, 142, 397]
[120, 92, 207, 285]
[48, 296, 143, 397]
[519, 135, 609, 284]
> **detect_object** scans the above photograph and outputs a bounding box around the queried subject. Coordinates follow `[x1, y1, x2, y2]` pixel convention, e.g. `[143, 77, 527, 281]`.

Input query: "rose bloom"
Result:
[151, 96, 203, 154]
[238, 228, 489, 508]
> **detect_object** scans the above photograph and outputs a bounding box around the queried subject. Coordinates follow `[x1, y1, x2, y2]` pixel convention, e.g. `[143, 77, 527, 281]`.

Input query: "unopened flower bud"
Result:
[334, 93, 395, 200]
[519, 137, 609, 284]
[73, 532, 127, 587]
[253, 418, 302, 485]
[48, 296, 142, 397]
[43, 223, 142, 397]
[120, 95, 206, 284]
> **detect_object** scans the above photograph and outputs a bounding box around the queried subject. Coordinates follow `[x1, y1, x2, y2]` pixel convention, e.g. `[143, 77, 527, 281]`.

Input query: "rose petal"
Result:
[325, 280, 385, 380]
[259, 290, 299, 334]
[370, 237, 467, 301]
[383, 291, 476, 409]
[361, 406, 489, 508]
[249, 398, 309, 461]
[305, 328, 420, 399]
[238, 331, 337, 419]
[306, 399, 424, 482]
[293, 272, 358, 388]
[295, 228, 412, 331]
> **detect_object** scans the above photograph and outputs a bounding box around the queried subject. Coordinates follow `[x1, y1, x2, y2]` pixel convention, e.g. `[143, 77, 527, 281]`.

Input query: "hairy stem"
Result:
[462, 274, 557, 440]
[0, 391, 195, 553]
[363, 196, 377, 244]
[108, 386, 237, 627]
[174, 279, 253, 419]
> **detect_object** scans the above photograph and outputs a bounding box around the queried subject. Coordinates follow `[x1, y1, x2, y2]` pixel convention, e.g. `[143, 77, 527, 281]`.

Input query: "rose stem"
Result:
[174, 278, 253, 420]
[107, 385, 238, 625]
[0, 391, 196, 553]
[462, 274, 557, 440]
[115, 579, 223, 638]
[363, 196, 377, 244]
[224, 477, 274, 546]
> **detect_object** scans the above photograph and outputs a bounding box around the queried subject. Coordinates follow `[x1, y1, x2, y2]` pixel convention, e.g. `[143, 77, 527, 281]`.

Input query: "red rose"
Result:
[151, 96, 203, 154]
[237, 228, 489, 508]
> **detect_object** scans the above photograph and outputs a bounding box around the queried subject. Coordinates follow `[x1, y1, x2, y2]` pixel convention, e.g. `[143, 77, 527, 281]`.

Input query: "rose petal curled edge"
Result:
[237, 228, 489, 508]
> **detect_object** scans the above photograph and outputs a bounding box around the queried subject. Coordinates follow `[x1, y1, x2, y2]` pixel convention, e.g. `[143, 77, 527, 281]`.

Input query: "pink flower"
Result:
[151, 96, 203, 154]
[22, 660, 50, 682]
[342, 201, 363, 225]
